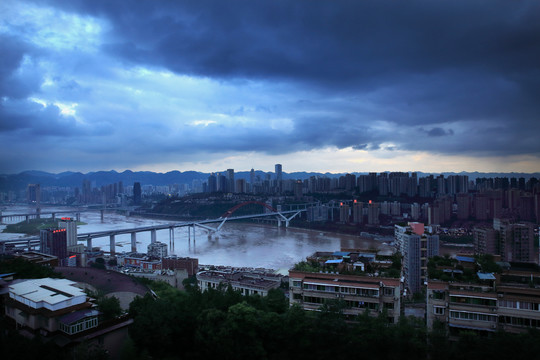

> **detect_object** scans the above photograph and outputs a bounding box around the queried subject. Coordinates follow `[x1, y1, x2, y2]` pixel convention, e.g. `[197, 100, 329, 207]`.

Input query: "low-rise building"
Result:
[4, 278, 97, 336]
[289, 270, 402, 323]
[427, 266, 540, 334]
[197, 268, 284, 296]
[162, 256, 199, 276]
[147, 242, 168, 259]
[119, 253, 162, 270]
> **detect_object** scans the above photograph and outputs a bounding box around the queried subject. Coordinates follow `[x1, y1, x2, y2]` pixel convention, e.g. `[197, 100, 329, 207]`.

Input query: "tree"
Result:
[98, 296, 122, 321]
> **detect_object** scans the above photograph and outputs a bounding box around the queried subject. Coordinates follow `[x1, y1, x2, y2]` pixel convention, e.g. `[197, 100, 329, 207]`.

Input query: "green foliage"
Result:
[125, 282, 540, 360]
[0, 257, 63, 279]
[91, 262, 106, 270]
[475, 254, 502, 274]
[2, 218, 86, 235]
[293, 260, 322, 272]
[97, 296, 122, 321]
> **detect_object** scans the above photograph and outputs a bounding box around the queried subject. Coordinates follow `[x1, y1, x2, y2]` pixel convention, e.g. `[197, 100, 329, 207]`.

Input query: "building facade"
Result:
[427, 276, 540, 334]
[289, 270, 402, 323]
[198, 269, 283, 296]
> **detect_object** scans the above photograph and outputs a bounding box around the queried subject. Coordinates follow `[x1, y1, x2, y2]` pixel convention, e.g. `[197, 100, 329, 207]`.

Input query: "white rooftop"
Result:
[9, 278, 86, 307]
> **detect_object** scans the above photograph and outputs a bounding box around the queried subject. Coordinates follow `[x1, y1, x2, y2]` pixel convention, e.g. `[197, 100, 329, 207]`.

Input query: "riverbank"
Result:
[2, 218, 87, 236]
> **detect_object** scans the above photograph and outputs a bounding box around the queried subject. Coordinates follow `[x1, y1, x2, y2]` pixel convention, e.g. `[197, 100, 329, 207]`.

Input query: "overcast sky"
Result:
[1, 0, 539, 174]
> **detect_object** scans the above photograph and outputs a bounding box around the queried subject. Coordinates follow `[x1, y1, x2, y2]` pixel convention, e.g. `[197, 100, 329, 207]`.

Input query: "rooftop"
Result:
[9, 278, 86, 306]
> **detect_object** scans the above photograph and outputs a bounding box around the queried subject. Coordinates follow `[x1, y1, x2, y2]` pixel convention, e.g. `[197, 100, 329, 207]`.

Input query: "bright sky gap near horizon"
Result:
[1, 1, 539, 175]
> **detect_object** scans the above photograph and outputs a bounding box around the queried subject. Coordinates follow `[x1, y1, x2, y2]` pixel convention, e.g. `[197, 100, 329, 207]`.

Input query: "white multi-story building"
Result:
[147, 242, 168, 259]
[5, 278, 97, 336]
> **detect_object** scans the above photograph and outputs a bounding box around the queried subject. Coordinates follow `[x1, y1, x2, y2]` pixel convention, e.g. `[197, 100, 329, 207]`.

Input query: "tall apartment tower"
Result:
[27, 184, 41, 204]
[133, 182, 142, 204]
[227, 169, 235, 193]
[473, 227, 497, 255]
[275, 164, 282, 182]
[456, 193, 471, 220]
[501, 222, 535, 263]
[353, 202, 364, 224]
[207, 173, 217, 193]
[395, 223, 439, 294]
[367, 202, 380, 225]
[339, 204, 350, 223]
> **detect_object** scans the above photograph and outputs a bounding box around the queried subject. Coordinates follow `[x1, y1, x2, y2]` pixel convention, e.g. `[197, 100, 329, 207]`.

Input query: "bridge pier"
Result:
[27, 239, 32, 251]
[169, 227, 174, 252]
[100, 209, 104, 222]
[131, 232, 137, 253]
[87, 237, 93, 252]
[150, 229, 157, 244]
[52, 213, 55, 221]
[76, 213, 80, 222]
[26, 215, 29, 223]
[109, 235, 116, 255]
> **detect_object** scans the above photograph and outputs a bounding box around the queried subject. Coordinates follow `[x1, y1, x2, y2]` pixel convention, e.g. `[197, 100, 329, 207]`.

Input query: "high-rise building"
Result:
[133, 182, 142, 204]
[40, 228, 67, 262]
[235, 179, 246, 193]
[339, 204, 350, 223]
[395, 223, 439, 294]
[473, 227, 497, 255]
[82, 179, 92, 203]
[368, 202, 380, 225]
[27, 184, 41, 204]
[227, 169, 235, 193]
[58, 217, 77, 247]
[275, 164, 282, 182]
[217, 173, 227, 192]
[474, 193, 489, 220]
[353, 202, 364, 224]
[456, 193, 471, 220]
[207, 173, 217, 193]
[410, 203, 420, 220]
[275, 164, 283, 193]
[294, 180, 303, 200]
[501, 223, 535, 263]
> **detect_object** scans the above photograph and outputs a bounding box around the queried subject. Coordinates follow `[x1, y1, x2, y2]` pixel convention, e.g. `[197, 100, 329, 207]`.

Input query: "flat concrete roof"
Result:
[9, 278, 85, 306]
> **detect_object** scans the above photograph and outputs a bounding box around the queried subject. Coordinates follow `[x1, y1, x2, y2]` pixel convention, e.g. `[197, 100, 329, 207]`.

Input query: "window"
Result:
[449, 311, 496, 322]
[292, 281, 302, 288]
[434, 306, 445, 315]
[384, 287, 395, 296]
[432, 291, 444, 300]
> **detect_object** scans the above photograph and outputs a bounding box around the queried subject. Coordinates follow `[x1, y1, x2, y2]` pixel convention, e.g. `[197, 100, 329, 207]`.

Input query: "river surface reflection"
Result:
[1, 205, 394, 272]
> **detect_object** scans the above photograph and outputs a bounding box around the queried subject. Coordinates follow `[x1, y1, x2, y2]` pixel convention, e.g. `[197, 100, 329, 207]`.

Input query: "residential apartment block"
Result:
[395, 222, 439, 294]
[427, 269, 540, 334]
[289, 270, 402, 323]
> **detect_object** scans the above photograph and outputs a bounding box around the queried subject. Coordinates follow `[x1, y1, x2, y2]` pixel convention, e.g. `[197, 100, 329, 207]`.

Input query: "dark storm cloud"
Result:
[425, 128, 454, 137]
[1, 0, 540, 173]
[0, 34, 42, 99]
[37, 0, 539, 154]
[46, 0, 540, 84]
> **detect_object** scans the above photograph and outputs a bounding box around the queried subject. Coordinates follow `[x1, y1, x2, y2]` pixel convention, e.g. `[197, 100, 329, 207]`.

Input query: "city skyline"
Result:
[1, 1, 540, 174]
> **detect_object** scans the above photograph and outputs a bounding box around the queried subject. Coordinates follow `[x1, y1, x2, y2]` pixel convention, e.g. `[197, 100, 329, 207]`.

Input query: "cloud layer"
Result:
[1, 0, 539, 173]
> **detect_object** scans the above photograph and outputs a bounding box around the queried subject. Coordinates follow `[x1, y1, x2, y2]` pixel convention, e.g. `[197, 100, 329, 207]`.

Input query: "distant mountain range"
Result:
[0, 169, 539, 192]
